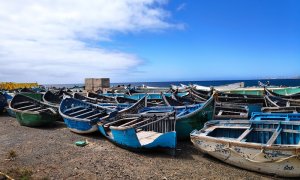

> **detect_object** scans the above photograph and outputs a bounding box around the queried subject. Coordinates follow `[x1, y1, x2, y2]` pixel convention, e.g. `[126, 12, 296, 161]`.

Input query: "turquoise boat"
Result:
[98, 112, 177, 154]
[223, 86, 300, 96]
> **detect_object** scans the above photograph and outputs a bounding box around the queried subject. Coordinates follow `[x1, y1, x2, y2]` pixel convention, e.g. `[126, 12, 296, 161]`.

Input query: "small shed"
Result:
[85, 78, 110, 92]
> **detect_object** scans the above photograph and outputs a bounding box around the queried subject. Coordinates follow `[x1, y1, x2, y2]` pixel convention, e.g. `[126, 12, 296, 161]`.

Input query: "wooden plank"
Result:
[69, 108, 88, 116]
[17, 104, 36, 110]
[237, 128, 253, 141]
[267, 128, 282, 146]
[85, 112, 105, 119]
[74, 110, 94, 118]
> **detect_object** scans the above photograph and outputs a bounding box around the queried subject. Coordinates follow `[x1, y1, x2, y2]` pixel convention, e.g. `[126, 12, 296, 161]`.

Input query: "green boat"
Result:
[141, 95, 215, 139]
[9, 94, 59, 127]
[19, 92, 43, 101]
[223, 86, 300, 96]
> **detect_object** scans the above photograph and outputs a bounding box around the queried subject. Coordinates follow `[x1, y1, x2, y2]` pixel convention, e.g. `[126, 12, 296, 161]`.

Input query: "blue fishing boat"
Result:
[59, 98, 115, 134]
[0, 92, 7, 113]
[60, 96, 147, 134]
[191, 120, 300, 177]
[139, 95, 215, 139]
[3, 92, 16, 117]
[98, 112, 176, 153]
[251, 112, 300, 121]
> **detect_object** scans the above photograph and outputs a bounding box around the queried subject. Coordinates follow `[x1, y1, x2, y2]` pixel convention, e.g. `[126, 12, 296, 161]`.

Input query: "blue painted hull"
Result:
[98, 126, 176, 151]
[251, 112, 300, 121]
[59, 98, 114, 134]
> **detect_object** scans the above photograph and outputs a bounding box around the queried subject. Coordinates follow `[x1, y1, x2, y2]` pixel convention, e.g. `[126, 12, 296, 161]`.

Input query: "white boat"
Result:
[191, 120, 300, 177]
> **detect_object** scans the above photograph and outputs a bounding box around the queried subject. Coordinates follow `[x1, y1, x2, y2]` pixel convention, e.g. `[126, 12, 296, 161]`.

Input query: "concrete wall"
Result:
[85, 78, 110, 92]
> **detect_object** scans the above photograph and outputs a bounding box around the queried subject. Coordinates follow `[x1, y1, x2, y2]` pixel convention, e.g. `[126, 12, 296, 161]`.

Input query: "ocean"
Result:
[44, 79, 300, 88]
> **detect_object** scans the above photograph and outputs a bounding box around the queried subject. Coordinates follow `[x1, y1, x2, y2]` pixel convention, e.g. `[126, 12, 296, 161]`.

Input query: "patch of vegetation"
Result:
[6, 168, 33, 180]
[7, 150, 17, 161]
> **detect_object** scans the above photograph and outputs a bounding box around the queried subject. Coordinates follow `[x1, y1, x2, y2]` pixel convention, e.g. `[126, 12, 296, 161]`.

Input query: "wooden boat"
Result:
[223, 86, 300, 96]
[191, 120, 300, 177]
[192, 82, 244, 91]
[0, 92, 6, 113]
[264, 95, 300, 107]
[9, 94, 59, 127]
[59, 98, 114, 133]
[140, 95, 215, 139]
[43, 90, 72, 107]
[73, 92, 114, 104]
[214, 103, 248, 119]
[262, 107, 300, 113]
[251, 112, 300, 121]
[216, 91, 265, 104]
[2, 92, 16, 117]
[265, 88, 300, 100]
[161, 92, 206, 106]
[98, 112, 176, 153]
[60, 96, 147, 134]
[87, 92, 116, 103]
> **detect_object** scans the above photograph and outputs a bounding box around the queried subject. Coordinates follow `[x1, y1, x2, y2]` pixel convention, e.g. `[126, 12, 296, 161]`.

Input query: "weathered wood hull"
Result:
[191, 120, 300, 177]
[191, 137, 300, 177]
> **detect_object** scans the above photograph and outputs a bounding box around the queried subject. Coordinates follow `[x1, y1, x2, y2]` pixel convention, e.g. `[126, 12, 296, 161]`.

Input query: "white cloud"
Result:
[176, 3, 186, 12]
[0, 0, 180, 84]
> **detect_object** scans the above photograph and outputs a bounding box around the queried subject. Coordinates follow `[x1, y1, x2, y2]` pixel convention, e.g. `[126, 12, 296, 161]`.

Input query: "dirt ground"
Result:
[0, 114, 283, 180]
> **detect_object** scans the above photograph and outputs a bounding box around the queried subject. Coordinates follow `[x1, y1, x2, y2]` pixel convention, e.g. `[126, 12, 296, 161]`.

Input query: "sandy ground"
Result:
[0, 114, 284, 180]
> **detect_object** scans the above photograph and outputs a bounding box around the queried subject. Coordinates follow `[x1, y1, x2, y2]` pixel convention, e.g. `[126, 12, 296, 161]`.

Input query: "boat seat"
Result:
[64, 106, 83, 113]
[17, 104, 37, 110]
[13, 101, 32, 106]
[85, 112, 105, 119]
[25, 107, 43, 111]
[119, 118, 140, 127]
[137, 131, 163, 145]
[74, 110, 94, 118]
[68, 108, 89, 116]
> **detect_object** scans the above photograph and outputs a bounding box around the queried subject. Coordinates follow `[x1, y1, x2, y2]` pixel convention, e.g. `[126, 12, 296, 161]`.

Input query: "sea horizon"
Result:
[43, 78, 300, 88]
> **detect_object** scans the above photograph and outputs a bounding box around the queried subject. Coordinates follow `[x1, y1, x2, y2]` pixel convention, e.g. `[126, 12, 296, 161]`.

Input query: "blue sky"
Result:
[110, 0, 300, 82]
[0, 0, 299, 83]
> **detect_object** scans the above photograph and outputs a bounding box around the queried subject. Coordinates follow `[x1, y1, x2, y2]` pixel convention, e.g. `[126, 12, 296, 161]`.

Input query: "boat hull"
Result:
[15, 111, 58, 127]
[63, 117, 98, 134]
[176, 98, 215, 140]
[191, 136, 300, 177]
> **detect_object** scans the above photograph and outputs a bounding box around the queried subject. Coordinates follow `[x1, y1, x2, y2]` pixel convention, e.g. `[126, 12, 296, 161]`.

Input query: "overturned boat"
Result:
[191, 120, 300, 177]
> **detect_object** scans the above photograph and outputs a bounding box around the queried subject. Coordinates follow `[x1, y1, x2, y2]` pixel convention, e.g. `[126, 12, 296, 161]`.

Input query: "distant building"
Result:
[85, 78, 110, 92]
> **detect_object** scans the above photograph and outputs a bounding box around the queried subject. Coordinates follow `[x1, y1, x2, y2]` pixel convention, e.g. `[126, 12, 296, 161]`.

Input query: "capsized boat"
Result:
[98, 112, 176, 153]
[191, 120, 300, 177]
[9, 94, 59, 127]
[140, 95, 215, 139]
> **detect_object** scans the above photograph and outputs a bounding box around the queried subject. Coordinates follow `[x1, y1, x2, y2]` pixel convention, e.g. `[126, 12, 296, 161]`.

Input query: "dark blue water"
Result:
[44, 79, 300, 88]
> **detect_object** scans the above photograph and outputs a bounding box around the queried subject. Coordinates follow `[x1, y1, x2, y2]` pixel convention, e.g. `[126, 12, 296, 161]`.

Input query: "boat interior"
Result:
[205, 121, 300, 145]
[103, 113, 176, 145]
